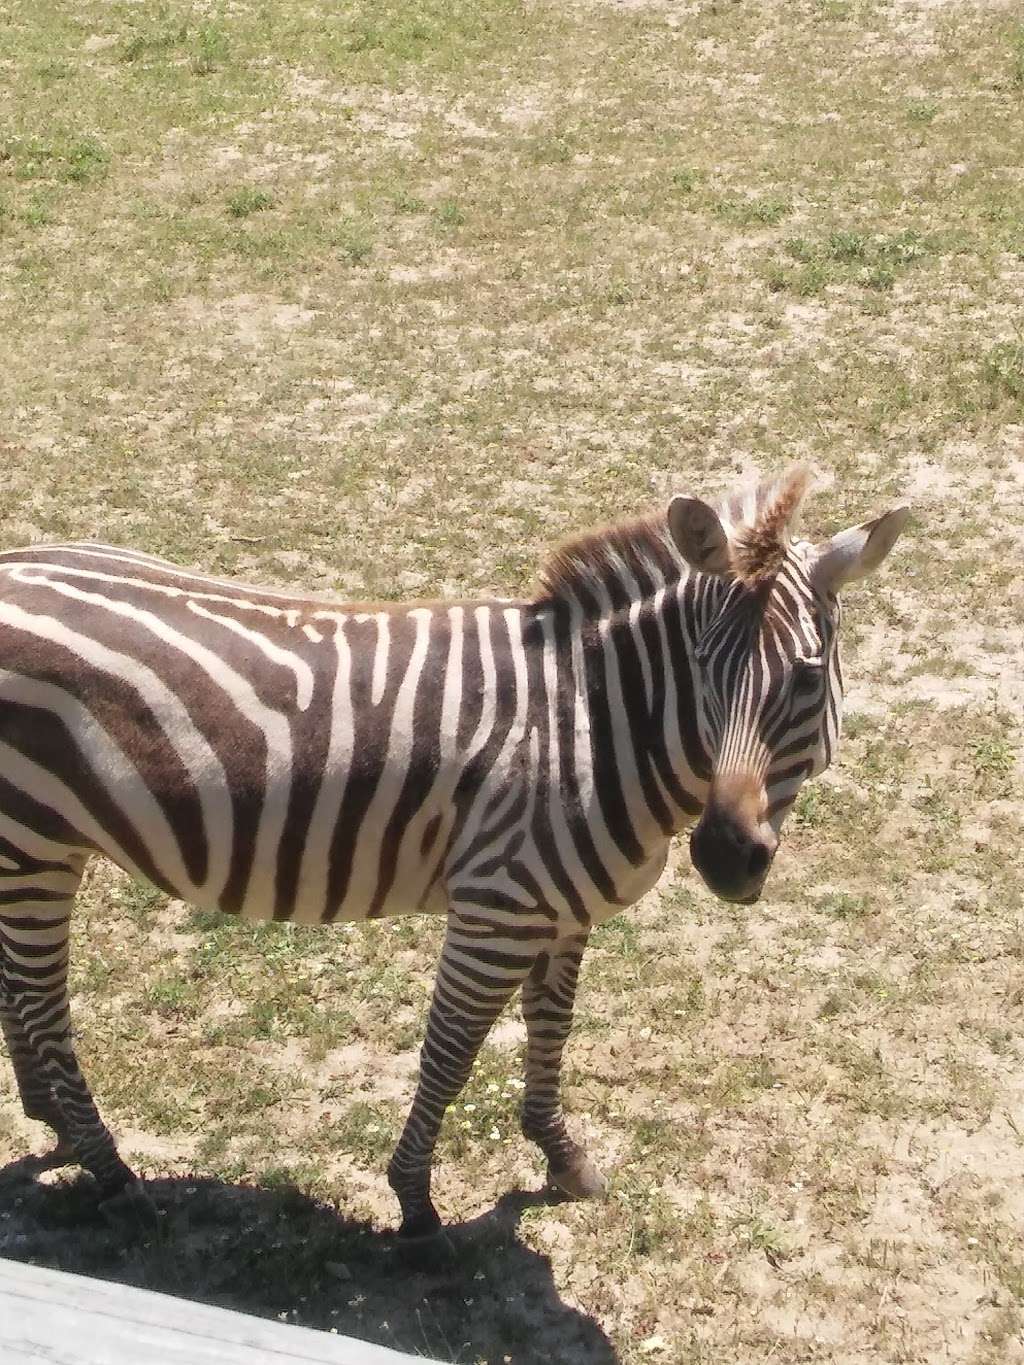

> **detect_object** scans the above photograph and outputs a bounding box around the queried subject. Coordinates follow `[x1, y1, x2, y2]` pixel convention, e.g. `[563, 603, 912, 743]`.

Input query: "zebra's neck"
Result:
[559, 570, 721, 867]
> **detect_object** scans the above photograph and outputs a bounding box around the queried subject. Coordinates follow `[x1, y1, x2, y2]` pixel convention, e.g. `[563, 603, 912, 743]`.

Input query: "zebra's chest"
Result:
[444, 760, 673, 928]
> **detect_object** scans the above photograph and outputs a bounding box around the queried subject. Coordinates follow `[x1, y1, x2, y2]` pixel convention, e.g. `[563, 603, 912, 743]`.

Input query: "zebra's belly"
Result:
[179, 830, 453, 926]
[282, 860, 449, 925]
[136, 852, 450, 927]
[83, 757, 459, 925]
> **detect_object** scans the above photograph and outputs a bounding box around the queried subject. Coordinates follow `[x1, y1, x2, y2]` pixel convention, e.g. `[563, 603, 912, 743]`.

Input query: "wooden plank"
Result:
[0, 1258, 446, 1365]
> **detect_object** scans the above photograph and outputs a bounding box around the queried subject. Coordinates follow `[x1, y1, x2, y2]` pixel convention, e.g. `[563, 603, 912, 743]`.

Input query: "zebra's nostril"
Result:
[746, 842, 772, 880]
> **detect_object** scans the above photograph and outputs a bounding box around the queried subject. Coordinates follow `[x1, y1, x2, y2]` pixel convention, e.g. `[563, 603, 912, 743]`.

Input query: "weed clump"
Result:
[3, 134, 109, 186]
[227, 187, 273, 218]
[766, 228, 934, 295]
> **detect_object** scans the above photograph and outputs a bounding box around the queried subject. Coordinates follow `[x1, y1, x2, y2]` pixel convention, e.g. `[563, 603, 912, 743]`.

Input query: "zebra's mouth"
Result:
[699, 862, 770, 906]
[690, 863, 768, 905]
[715, 885, 763, 906]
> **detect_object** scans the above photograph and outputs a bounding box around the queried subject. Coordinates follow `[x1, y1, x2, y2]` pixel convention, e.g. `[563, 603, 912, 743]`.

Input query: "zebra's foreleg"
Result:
[387, 914, 532, 1240]
[520, 930, 606, 1200]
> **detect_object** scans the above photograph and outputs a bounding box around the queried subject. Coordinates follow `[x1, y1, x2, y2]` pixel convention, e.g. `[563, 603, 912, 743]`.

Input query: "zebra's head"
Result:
[668, 468, 909, 905]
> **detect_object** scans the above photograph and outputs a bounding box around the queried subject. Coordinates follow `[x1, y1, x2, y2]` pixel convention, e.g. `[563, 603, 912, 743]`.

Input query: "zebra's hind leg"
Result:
[386, 912, 533, 1241]
[520, 931, 606, 1201]
[0, 862, 138, 1201]
[0, 1001, 76, 1168]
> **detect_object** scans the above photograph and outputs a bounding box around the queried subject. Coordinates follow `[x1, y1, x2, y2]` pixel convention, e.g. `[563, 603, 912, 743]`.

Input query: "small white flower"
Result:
[640, 1335, 670, 1355]
[464, 1103, 477, 1112]
[967, 1236, 979, 1246]
[488, 1127, 501, 1140]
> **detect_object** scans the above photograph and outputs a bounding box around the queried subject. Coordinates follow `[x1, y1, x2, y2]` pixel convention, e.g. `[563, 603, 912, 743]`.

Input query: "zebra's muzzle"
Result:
[688, 780, 778, 904]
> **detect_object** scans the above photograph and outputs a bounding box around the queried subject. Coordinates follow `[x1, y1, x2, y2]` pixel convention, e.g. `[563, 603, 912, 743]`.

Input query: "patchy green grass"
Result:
[767, 228, 941, 295]
[226, 186, 274, 218]
[2, 0, 1024, 1362]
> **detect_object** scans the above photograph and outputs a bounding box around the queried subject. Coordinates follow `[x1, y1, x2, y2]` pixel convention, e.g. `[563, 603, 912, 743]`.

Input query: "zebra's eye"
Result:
[792, 661, 823, 697]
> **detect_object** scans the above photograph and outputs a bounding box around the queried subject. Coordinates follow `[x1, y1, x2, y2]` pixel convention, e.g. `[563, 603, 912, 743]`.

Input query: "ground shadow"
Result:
[0, 1158, 618, 1365]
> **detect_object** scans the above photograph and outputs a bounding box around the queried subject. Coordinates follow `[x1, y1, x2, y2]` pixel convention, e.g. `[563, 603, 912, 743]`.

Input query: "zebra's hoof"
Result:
[100, 1180, 159, 1234]
[547, 1155, 607, 1201]
[397, 1206, 443, 1242]
[395, 1209, 455, 1268]
[396, 1231, 456, 1269]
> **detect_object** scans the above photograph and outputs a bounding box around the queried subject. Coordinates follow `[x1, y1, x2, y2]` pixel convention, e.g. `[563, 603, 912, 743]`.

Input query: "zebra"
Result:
[0, 467, 908, 1240]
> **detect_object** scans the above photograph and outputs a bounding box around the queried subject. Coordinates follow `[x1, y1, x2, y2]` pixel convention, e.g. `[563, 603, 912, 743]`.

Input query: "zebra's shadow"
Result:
[0, 1161, 619, 1365]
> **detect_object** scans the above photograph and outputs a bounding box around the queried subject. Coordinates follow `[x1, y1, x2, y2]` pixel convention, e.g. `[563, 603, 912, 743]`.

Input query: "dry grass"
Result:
[2, 0, 1023, 1361]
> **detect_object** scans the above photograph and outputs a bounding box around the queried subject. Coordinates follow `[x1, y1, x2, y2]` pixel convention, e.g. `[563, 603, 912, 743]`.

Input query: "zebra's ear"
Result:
[811, 506, 911, 594]
[668, 496, 733, 576]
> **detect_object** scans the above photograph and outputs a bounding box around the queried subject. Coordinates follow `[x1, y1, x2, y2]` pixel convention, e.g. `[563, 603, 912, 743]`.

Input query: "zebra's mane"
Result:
[535, 514, 684, 612]
[536, 466, 812, 612]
